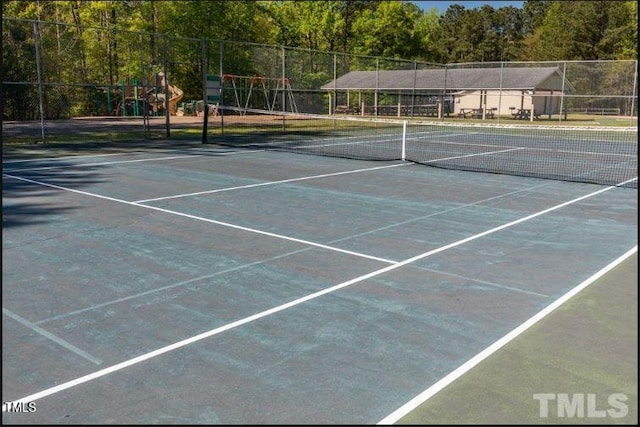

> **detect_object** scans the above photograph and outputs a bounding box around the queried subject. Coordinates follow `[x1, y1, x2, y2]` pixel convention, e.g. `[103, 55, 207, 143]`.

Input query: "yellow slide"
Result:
[148, 72, 184, 116]
[167, 83, 184, 116]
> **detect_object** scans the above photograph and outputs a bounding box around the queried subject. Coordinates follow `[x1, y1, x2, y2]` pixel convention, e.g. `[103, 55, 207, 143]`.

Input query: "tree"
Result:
[350, 1, 422, 59]
[413, 7, 446, 63]
[525, 1, 637, 61]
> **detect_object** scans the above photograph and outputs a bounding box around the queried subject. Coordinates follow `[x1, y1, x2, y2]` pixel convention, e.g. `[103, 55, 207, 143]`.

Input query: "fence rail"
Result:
[567, 107, 622, 115]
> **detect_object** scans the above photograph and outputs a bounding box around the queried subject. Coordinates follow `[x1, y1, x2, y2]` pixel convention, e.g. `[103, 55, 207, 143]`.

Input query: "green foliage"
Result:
[351, 1, 423, 59]
[2, 0, 636, 112]
[3, 0, 635, 64]
[526, 1, 637, 61]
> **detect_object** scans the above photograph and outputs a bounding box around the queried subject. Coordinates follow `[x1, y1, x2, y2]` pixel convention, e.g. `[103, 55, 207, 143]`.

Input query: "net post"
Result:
[401, 120, 407, 161]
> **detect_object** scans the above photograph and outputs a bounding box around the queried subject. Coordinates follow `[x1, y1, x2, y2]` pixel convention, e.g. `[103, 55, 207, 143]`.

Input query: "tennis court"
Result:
[2, 118, 637, 423]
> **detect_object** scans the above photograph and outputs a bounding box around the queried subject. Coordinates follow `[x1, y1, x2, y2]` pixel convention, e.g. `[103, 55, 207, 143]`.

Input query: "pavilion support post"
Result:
[482, 90, 487, 120]
[530, 90, 535, 122]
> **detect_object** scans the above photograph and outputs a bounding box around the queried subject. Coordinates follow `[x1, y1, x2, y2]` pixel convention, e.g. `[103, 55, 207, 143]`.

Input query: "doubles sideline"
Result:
[378, 244, 638, 424]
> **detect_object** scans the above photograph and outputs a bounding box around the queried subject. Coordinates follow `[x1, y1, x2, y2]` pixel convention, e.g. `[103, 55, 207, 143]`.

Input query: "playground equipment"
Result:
[94, 72, 183, 117]
[147, 71, 184, 116]
[222, 74, 298, 114]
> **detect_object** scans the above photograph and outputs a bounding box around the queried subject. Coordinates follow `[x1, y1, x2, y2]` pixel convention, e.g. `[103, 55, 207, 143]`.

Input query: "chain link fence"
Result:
[2, 18, 637, 144]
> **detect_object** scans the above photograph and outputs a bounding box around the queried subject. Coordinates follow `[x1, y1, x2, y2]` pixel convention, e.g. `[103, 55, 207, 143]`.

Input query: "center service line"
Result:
[3, 176, 634, 409]
[134, 162, 409, 203]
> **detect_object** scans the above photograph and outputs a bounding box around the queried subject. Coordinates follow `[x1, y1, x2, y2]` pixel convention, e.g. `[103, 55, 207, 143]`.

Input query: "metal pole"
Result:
[629, 60, 637, 125]
[133, 78, 139, 116]
[375, 58, 379, 116]
[442, 64, 448, 121]
[559, 61, 567, 123]
[163, 35, 170, 137]
[281, 45, 286, 131]
[201, 38, 208, 143]
[139, 34, 149, 137]
[332, 53, 337, 115]
[411, 61, 417, 118]
[497, 62, 504, 124]
[401, 120, 407, 161]
[219, 40, 224, 134]
[121, 79, 126, 117]
[33, 21, 45, 143]
[282, 45, 286, 111]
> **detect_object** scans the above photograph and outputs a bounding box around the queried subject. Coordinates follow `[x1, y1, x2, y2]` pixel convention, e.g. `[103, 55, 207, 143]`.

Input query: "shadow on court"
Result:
[3, 160, 107, 228]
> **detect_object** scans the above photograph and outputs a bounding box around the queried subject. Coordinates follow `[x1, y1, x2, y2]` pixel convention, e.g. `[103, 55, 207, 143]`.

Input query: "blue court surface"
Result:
[2, 141, 637, 424]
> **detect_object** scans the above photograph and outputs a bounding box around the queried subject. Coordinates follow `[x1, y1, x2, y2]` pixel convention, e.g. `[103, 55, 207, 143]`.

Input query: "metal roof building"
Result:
[321, 66, 574, 120]
[321, 67, 574, 91]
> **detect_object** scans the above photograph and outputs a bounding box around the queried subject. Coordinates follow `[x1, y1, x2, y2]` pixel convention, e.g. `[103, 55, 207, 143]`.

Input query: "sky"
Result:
[412, 1, 525, 14]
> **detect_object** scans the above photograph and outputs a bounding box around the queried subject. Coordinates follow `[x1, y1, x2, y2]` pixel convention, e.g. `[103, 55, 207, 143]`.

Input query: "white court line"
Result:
[133, 148, 519, 204]
[35, 173, 556, 324]
[2, 173, 397, 265]
[425, 147, 526, 163]
[2, 152, 138, 164]
[135, 163, 408, 203]
[3, 176, 635, 409]
[35, 170, 553, 325]
[34, 247, 318, 325]
[3, 154, 203, 173]
[2, 308, 103, 365]
[412, 265, 549, 298]
[2, 147, 265, 166]
[377, 244, 638, 425]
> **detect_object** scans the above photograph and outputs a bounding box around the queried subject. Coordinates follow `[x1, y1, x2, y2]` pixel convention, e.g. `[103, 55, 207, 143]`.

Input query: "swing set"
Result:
[222, 74, 298, 114]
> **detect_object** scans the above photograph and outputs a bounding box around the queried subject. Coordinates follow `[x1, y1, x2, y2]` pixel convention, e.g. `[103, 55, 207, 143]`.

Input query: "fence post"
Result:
[163, 34, 170, 137]
[375, 58, 379, 116]
[33, 21, 45, 143]
[559, 61, 567, 123]
[282, 45, 286, 114]
[497, 62, 504, 124]
[218, 40, 225, 134]
[630, 60, 638, 125]
[332, 53, 337, 115]
[201, 38, 208, 143]
[139, 33, 150, 137]
[442, 64, 448, 121]
[411, 61, 417, 118]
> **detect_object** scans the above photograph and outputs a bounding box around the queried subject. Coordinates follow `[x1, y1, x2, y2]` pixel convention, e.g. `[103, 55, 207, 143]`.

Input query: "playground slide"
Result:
[167, 83, 184, 116]
[148, 72, 184, 115]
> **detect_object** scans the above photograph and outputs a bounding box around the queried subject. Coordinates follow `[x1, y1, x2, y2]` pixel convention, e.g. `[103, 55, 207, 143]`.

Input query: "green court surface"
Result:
[398, 253, 637, 425]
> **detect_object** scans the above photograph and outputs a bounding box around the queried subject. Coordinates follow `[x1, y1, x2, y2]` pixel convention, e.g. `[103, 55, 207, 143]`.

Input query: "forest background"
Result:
[2, 0, 637, 122]
[3, 0, 637, 65]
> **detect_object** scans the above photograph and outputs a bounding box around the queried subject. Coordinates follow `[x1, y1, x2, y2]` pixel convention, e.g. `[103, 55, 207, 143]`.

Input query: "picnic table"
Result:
[510, 107, 538, 120]
[471, 108, 484, 119]
[458, 108, 496, 119]
[457, 108, 473, 118]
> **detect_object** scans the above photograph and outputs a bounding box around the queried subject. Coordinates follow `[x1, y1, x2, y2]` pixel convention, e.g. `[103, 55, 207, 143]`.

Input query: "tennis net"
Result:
[211, 106, 638, 188]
